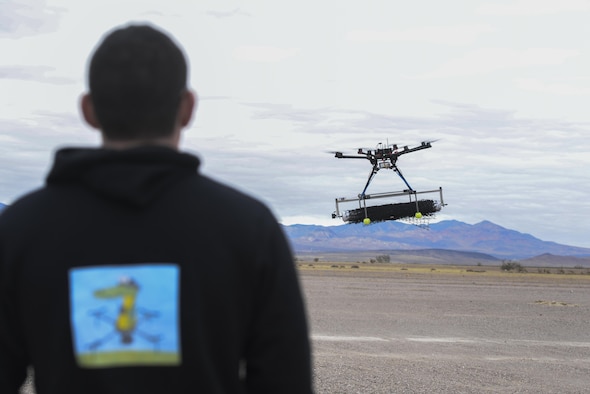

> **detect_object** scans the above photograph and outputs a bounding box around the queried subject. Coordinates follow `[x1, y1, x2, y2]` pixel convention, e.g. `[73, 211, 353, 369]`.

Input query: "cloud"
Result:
[478, 0, 590, 15]
[244, 103, 330, 124]
[0, 65, 76, 84]
[516, 78, 590, 96]
[199, 95, 233, 101]
[204, 100, 590, 247]
[413, 48, 579, 79]
[233, 46, 299, 63]
[0, 0, 64, 38]
[0, 111, 97, 203]
[2, 99, 589, 247]
[346, 25, 494, 46]
[189, 135, 340, 217]
[206, 8, 251, 18]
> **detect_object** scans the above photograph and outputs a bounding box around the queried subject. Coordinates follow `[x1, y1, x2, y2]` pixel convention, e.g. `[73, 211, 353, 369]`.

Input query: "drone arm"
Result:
[87, 331, 117, 351]
[334, 153, 369, 159]
[394, 142, 432, 158]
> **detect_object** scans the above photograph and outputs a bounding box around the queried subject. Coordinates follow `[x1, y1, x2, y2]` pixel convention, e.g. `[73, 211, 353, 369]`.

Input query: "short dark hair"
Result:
[88, 24, 188, 140]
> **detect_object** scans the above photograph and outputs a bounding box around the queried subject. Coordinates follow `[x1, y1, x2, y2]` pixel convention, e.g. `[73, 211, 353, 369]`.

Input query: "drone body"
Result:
[333, 141, 434, 197]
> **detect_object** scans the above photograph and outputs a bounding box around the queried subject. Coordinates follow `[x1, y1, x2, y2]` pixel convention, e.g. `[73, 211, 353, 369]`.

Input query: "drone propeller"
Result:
[421, 139, 439, 145]
[325, 150, 345, 158]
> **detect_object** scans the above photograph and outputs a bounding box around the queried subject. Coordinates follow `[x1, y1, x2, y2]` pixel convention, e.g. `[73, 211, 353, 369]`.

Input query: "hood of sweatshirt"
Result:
[46, 146, 200, 208]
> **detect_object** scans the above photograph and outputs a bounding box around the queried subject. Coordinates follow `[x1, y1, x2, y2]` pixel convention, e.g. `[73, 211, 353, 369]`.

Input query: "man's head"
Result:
[82, 24, 195, 148]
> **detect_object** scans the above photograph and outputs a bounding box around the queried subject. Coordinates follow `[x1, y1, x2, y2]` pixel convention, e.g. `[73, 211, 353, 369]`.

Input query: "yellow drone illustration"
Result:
[88, 276, 161, 351]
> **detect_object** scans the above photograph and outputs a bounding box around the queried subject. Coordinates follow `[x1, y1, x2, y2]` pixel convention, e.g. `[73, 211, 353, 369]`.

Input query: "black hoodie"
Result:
[0, 146, 312, 394]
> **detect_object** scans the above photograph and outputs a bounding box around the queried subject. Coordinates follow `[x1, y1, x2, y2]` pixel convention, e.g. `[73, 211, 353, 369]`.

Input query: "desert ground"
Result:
[19, 262, 590, 393]
[300, 262, 590, 393]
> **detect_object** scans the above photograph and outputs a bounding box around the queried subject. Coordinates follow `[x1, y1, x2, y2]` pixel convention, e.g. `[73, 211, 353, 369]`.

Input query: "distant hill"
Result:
[1, 200, 587, 264]
[519, 253, 590, 268]
[283, 220, 590, 261]
[295, 249, 501, 266]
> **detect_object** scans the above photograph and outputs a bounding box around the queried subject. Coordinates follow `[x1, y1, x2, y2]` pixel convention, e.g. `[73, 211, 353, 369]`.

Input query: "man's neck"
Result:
[101, 133, 180, 150]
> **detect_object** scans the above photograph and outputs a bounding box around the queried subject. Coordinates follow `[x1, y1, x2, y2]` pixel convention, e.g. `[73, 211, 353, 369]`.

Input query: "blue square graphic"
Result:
[69, 263, 181, 368]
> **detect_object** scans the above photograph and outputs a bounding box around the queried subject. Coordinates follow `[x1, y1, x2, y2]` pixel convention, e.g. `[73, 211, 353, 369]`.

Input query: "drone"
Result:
[331, 141, 445, 224]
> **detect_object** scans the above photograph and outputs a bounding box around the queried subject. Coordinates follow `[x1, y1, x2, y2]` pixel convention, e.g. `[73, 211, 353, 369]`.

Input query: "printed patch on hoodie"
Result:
[69, 264, 181, 368]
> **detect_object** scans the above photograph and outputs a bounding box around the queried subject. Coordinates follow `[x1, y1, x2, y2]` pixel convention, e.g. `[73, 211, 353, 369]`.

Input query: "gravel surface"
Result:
[19, 265, 590, 393]
[301, 265, 590, 393]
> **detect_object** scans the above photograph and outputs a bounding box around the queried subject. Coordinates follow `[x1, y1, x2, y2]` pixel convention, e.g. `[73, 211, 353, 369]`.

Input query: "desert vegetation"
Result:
[501, 260, 526, 272]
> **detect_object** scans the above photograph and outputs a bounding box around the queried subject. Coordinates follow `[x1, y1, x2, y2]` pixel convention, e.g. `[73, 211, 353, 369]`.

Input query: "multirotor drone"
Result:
[331, 141, 445, 224]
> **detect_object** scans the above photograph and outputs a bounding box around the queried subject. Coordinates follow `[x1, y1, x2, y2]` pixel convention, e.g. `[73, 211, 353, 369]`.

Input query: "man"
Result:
[0, 24, 312, 393]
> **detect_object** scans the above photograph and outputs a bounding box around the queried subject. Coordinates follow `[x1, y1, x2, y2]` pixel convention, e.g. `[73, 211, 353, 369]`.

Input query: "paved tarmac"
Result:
[300, 265, 590, 393]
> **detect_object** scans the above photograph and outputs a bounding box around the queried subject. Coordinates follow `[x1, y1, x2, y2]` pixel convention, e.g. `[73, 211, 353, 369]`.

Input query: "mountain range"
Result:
[283, 220, 590, 262]
[1, 202, 588, 265]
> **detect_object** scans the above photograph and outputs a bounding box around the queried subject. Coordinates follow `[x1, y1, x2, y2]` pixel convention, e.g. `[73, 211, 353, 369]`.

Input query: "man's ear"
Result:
[178, 90, 196, 128]
[80, 93, 101, 129]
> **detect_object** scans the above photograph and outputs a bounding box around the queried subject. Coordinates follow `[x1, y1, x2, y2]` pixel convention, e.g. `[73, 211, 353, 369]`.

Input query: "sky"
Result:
[1, 0, 589, 248]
